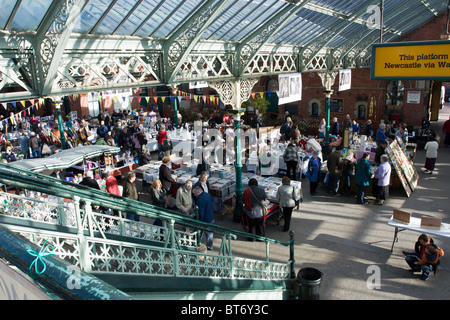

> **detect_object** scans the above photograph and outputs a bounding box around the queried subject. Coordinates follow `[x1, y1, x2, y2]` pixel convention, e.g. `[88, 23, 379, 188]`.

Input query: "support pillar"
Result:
[169, 85, 180, 129]
[173, 96, 179, 129]
[209, 78, 258, 223]
[318, 72, 337, 160]
[54, 99, 67, 150]
[323, 89, 333, 160]
[229, 108, 246, 222]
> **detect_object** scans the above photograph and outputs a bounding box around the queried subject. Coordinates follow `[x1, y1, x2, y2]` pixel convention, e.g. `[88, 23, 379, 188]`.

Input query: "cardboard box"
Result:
[421, 216, 442, 229]
[393, 209, 411, 224]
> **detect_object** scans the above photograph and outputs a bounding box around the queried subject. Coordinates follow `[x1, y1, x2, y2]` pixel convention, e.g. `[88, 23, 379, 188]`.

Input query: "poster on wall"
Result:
[278, 73, 302, 105]
[339, 69, 351, 91]
[407, 91, 421, 104]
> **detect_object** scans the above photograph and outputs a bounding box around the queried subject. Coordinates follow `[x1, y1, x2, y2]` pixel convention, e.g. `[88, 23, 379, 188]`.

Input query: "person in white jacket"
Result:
[276, 176, 297, 232]
[424, 136, 439, 174]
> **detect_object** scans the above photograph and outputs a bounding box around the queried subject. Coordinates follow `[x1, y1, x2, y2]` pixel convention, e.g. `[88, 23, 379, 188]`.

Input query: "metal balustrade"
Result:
[0, 190, 197, 249]
[0, 163, 295, 297]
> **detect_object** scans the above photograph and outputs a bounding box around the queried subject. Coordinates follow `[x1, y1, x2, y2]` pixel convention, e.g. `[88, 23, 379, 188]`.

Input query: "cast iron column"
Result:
[323, 89, 333, 160]
[55, 101, 67, 150]
[173, 96, 179, 129]
[230, 108, 245, 222]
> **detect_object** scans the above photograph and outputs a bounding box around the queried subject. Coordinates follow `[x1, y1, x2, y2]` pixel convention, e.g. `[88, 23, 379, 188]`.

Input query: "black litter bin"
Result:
[297, 267, 323, 300]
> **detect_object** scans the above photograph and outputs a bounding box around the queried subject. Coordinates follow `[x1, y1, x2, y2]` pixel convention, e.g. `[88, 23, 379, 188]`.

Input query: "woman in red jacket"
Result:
[157, 124, 167, 151]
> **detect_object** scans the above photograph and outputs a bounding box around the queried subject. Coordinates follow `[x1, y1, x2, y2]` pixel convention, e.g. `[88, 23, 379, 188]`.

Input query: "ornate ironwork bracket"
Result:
[208, 78, 258, 110]
[318, 71, 337, 91]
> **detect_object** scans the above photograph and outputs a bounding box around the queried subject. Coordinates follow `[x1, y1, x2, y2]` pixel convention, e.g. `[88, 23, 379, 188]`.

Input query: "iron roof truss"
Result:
[0, 0, 447, 102]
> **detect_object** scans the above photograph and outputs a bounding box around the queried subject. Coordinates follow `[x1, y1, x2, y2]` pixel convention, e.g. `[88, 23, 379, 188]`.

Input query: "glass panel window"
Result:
[385, 80, 404, 108]
[0, 0, 17, 29]
[357, 104, 366, 120]
[9, 0, 52, 31]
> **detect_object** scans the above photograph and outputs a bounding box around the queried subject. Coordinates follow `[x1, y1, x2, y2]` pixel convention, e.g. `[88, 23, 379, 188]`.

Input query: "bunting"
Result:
[0, 88, 277, 127]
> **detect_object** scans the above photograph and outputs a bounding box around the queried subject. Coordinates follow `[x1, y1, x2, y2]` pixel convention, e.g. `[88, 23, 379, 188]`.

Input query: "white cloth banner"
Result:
[339, 69, 351, 91]
[277, 73, 302, 105]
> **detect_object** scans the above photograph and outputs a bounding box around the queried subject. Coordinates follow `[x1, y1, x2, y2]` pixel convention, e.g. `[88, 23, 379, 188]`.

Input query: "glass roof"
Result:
[0, 0, 448, 51]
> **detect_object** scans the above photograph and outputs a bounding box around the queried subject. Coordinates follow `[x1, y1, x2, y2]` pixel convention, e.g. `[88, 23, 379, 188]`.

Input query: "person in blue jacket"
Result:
[193, 186, 215, 250]
[306, 151, 321, 195]
[355, 152, 372, 205]
[331, 117, 340, 136]
[352, 120, 360, 134]
[376, 123, 387, 146]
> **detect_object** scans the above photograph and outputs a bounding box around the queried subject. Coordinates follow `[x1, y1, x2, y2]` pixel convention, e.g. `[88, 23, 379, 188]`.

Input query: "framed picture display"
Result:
[387, 141, 413, 197]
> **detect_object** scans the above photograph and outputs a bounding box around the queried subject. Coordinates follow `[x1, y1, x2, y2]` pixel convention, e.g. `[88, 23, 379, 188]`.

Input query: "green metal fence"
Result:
[0, 163, 296, 295]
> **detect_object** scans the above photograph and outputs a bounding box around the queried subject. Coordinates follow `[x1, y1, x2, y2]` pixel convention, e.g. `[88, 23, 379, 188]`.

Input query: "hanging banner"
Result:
[339, 69, 351, 91]
[277, 73, 302, 105]
[371, 40, 450, 80]
[189, 81, 208, 89]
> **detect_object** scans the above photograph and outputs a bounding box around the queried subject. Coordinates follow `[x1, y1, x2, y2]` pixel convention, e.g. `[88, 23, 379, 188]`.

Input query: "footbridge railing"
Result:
[0, 163, 296, 297]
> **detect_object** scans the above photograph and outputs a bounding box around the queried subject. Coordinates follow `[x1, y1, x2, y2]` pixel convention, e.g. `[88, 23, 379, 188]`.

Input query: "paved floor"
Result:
[211, 102, 450, 300]
[136, 103, 449, 300]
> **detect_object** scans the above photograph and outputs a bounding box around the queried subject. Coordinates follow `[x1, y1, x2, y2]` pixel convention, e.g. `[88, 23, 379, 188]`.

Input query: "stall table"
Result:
[387, 216, 450, 252]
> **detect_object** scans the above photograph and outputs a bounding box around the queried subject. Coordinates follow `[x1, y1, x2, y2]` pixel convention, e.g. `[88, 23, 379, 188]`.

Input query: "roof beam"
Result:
[131, 0, 167, 37]
[112, 0, 144, 35]
[34, 0, 89, 96]
[150, 0, 189, 38]
[235, 0, 312, 77]
[4, 0, 22, 30]
[300, 0, 381, 71]
[164, 0, 233, 84]
[89, 0, 118, 34]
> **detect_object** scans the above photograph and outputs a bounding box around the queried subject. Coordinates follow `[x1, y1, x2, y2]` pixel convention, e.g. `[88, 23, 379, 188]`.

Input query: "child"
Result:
[413, 245, 444, 281]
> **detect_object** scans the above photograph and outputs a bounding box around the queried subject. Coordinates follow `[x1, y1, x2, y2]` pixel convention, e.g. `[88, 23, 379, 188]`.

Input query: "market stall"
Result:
[7, 145, 120, 173]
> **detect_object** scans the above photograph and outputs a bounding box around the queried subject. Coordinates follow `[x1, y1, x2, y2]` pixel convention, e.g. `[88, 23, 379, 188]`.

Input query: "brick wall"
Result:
[264, 12, 448, 130]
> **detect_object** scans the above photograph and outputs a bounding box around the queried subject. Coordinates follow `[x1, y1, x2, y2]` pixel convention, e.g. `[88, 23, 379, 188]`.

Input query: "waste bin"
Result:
[297, 267, 323, 300]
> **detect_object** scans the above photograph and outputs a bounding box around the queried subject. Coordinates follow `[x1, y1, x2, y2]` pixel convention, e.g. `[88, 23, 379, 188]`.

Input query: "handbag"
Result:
[249, 187, 268, 217]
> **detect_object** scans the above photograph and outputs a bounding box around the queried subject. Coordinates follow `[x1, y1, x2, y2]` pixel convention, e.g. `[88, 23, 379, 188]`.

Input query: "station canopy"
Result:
[0, 0, 447, 102]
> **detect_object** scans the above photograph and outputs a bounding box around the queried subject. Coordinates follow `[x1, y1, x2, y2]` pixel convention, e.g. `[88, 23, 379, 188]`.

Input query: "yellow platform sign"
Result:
[371, 41, 450, 80]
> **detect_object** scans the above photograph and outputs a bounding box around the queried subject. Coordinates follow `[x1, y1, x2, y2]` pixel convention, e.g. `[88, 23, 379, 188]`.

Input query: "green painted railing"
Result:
[0, 163, 296, 287]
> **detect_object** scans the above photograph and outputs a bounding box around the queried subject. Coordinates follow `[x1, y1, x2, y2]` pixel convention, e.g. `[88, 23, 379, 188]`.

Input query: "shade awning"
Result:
[7, 145, 120, 172]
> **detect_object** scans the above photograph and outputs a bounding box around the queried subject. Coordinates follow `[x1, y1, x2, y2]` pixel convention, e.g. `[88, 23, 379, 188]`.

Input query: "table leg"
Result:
[391, 227, 405, 252]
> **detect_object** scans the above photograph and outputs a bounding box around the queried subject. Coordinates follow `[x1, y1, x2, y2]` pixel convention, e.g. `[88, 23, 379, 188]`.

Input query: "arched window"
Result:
[358, 104, 366, 120]
[385, 80, 404, 108]
[311, 102, 319, 116]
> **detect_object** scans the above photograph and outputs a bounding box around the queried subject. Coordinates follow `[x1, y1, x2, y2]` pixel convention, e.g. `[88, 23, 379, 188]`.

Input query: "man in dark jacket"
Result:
[79, 171, 100, 189]
[159, 157, 176, 208]
[193, 186, 214, 250]
[331, 117, 340, 136]
[28, 132, 42, 158]
[327, 145, 344, 196]
[118, 126, 133, 155]
[96, 120, 109, 138]
[122, 171, 140, 221]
